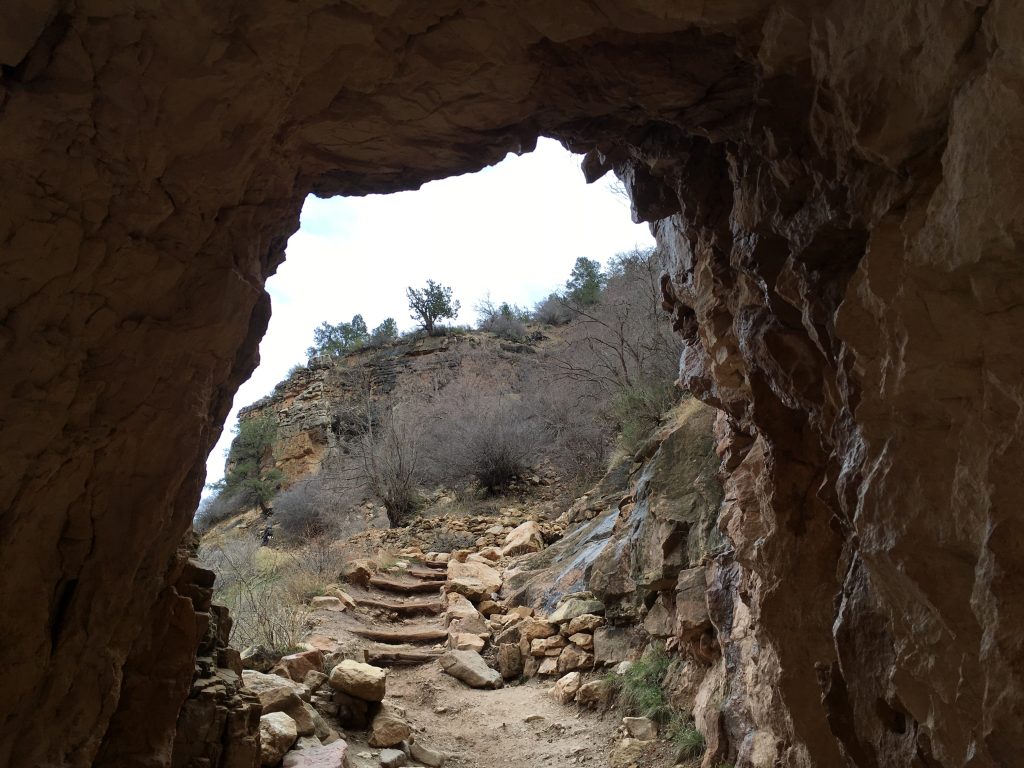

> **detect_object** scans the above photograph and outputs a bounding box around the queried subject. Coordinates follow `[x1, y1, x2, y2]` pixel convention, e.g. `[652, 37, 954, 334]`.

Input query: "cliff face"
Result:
[1, 2, 1022, 767]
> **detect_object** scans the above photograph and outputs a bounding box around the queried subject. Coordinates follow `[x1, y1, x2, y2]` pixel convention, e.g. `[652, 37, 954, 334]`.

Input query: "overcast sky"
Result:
[203, 138, 655, 490]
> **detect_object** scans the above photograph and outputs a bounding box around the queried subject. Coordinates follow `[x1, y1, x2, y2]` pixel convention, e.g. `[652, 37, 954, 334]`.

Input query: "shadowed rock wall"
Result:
[1, 2, 1021, 767]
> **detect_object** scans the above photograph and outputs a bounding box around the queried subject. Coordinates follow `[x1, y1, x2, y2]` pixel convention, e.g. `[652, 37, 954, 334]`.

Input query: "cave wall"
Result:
[1, 2, 1021, 767]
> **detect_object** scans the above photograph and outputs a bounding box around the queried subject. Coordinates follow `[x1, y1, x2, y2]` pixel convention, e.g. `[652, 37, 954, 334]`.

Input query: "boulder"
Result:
[443, 592, 482, 626]
[445, 561, 503, 602]
[243, 670, 305, 707]
[548, 598, 605, 625]
[556, 644, 593, 674]
[340, 559, 376, 586]
[593, 627, 632, 666]
[276, 650, 324, 683]
[241, 645, 276, 672]
[259, 712, 298, 767]
[368, 706, 411, 747]
[576, 679, 613, 709]
[379, 748, 406, 768]
[508, 606, 534, 619]
[448, 613, 490, 637]
[552, 671, 581, 704]
[324, 587, 357, 609]
[409, 741, 447, 767]
[282, 739, 351, 768]
[565, 614, 605, 635]
[310, 596, 346, 612]
[643, 595, 675, 638]
[530, 635, 566, 657]
[439, 650, 503, 689]
[537, 657, 558, 676]
[304, 670, 328, 693]
[449, 632, 485, 653]
[501, 521, 544, 556]
[328, 660, 387, 702]
[568, 633, 593, 650]
[623, 717, 657, 741]
[294, 736, 322, 750]
[476, 599, 501, 616]
[518, 618, 557, 644]
[497, 644, 523, 680]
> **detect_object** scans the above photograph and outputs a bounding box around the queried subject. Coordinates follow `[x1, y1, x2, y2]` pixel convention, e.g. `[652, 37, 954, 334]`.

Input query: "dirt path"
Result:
[346, 663, 623, 768]
[301, 561, 673, 768]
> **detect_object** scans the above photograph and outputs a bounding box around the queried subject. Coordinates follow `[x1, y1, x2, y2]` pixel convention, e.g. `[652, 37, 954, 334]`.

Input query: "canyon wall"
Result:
[1, 2, 1022, 767]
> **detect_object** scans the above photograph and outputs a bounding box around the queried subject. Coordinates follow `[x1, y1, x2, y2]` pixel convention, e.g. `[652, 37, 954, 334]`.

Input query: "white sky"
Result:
[203, 138, 655, 489]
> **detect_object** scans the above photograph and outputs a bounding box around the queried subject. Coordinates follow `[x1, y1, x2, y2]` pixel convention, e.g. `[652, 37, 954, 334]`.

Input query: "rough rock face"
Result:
[2, 3, 1022, 768]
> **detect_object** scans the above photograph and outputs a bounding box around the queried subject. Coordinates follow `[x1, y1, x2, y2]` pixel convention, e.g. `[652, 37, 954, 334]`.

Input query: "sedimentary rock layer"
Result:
[1, 2, 1021, 767]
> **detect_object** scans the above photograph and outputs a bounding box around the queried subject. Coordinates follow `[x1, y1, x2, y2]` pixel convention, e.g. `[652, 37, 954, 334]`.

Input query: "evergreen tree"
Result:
[565, 257, 605, 305]
[406, 280, 460, 334]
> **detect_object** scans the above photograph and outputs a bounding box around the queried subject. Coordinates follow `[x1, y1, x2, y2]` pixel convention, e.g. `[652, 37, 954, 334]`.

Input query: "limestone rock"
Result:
[445, 561, 503, 602]
[556, 644, 593, 674]
[593, 627, 632, 666]
[497, 644, 524, 680]
[368, 706, 411, 748]
[379, 748, 406, 768]
[276, 650, 324, 683]
[282, 739, 350, 767]
[242, 646, 276, 673]
[501, 521, 544, 557]
[552, 672, 581, 704]
[328, 660, 386, 702]
[548, 599, 605, 625]
[623, 717, 657, 741]
[449, 632, 485, 653]
[310, 596, 346, 612]
[536, 657, 559, 676]
[259, 712, 298, 767]
[568, 633, 593, 650]
[409, 741, 446, 767]
[341, 560, 376, 587]
[565, 614, 605, 636]
[439, 650, 503, 689]
[442, 592, 481, 626]
[576, 680, 613, 709]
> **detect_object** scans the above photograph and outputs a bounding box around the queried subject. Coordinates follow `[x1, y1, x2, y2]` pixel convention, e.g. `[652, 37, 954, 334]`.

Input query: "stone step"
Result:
[365, 648, 445, 667]
[369, 575, 446, 594]
[351, 626, 448, 644]
[354, 596, 442, 616]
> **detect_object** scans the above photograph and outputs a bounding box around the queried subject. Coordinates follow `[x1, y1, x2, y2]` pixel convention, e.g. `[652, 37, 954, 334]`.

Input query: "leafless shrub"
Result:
[422, 376, 543, 493]
[533, 293, 574, 325]
[328, 367, 424, 527]
[193, 490, 245, 533]
[198, 534, 311, 654]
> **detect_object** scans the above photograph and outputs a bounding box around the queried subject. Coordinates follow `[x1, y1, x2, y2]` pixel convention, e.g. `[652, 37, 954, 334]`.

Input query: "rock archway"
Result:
[2, 2, 1022, 767]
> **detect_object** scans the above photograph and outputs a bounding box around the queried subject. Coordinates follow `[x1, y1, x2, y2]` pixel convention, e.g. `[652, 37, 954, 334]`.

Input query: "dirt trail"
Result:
[349, 664, 622, 768]
[303, 560, 672, 768]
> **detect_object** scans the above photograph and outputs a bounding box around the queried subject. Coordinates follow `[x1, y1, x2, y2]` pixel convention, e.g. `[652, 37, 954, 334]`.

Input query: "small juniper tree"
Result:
[406, 280, 460, 335]
[565, 257, 605, 305]
[307, 314, 369, 359]
[218, 414, 283, 515]
[369, 317, 398, 345]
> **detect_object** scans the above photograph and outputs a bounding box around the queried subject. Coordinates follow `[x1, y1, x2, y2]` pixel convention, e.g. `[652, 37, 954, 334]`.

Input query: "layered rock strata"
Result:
[2, 2, 1022, 768]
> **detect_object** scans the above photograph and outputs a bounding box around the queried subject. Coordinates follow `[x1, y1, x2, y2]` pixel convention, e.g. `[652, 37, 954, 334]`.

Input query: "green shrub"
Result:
[607, 643, 673, 722]
[669, 718, 705, 760]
